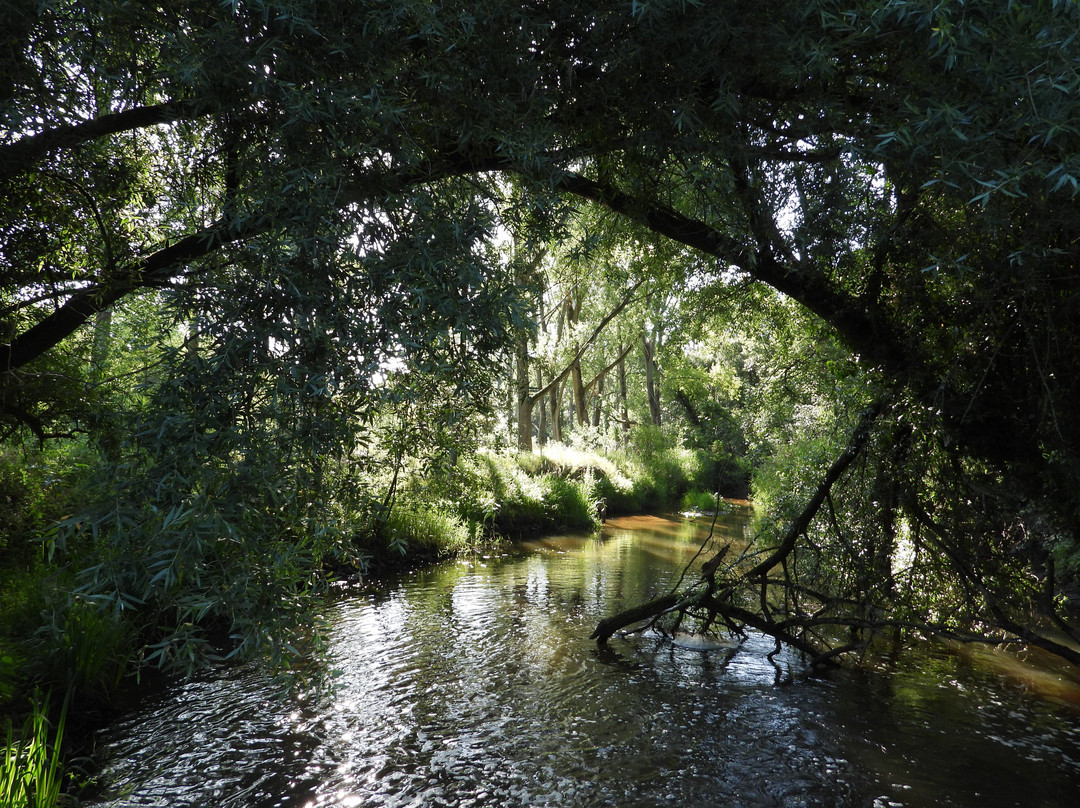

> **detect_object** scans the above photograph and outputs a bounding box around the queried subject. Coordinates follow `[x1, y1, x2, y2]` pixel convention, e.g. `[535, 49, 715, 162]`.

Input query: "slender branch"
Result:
[903, 491, 1080, 668]
[581, 342, 633, 395]
[744, 400, 883, 579]
[551, 171, 911, 373]
[527, 279, 643, 407]
[0, 218, 245, 375]
[1, 150, 511, 378]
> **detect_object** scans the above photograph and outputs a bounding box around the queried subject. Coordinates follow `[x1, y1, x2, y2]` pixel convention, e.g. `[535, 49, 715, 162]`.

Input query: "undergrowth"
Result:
[1, 691, 69, 808]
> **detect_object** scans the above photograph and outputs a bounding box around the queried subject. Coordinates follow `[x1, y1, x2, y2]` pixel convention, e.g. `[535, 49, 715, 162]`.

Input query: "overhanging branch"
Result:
[0, 101, 202, 181]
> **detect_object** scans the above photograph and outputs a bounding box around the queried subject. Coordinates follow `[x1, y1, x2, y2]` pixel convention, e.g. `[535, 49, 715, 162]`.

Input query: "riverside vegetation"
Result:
[1, 428, 717, 804]
[4, 1, 1080, 804]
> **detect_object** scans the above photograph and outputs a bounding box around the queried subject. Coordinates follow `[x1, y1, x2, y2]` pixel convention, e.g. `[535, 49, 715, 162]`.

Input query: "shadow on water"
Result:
[86, 509, 1080, 808]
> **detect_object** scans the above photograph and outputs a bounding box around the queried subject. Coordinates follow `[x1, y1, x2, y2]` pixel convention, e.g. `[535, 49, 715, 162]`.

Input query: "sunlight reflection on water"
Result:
[87, 509, 1080, 808]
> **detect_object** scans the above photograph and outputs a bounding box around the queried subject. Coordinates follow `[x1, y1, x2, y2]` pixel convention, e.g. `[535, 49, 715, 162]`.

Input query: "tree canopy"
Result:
[4, 0, 1080, 670]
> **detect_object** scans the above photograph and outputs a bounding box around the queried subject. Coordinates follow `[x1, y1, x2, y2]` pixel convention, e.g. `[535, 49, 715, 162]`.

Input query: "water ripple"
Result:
[87, 517, 1080, 808]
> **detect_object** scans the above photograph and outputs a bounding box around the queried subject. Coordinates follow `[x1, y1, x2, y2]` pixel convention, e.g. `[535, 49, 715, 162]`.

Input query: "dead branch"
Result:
[590, 593, 680, 642]
[590, 401, 885, 666]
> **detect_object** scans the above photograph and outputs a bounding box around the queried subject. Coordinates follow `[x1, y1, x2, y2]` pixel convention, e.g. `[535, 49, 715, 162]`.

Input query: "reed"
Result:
[0, 691, 68, 808]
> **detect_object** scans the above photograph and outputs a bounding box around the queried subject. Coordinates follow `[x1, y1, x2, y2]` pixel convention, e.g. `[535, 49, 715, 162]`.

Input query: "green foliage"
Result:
[1, 692, 68, 808]
[380, 503, 473, 558]
[0, 444, 93, 563]
[455, 449, 605, 535]
[405, 443, 650, 541]
[618, 424, 705, 509]
[0, 644, 21, 708]
[751, 432, 839, 519]
[2, 0, 1080, 675]
[542, 474, 600, 529]
[679, 490, 723, 513]
[34, 598, 132, 704]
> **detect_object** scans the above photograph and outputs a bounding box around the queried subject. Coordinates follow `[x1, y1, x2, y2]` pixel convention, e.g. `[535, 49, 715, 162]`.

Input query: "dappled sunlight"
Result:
[6, 6, 1080, 808]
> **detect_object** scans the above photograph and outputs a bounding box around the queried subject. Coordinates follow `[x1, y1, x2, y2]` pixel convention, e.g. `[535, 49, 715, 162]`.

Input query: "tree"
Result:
[5, 0, 1080, 668]
[515, 277, 642, 452]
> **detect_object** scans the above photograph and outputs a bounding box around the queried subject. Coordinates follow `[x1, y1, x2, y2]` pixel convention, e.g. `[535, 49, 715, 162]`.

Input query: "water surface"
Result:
[88, 510, 1080, 807]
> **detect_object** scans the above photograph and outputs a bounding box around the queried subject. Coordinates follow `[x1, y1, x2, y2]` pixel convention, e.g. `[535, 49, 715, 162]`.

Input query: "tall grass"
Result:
[1, 691, 68, 808]
[679, 490, 724, 513]
[383, 503, 473, 556]
[396, 446, 615, 543]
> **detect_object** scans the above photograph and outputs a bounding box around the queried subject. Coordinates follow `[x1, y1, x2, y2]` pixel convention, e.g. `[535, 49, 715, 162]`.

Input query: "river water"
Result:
[86, 510, 1080, 807]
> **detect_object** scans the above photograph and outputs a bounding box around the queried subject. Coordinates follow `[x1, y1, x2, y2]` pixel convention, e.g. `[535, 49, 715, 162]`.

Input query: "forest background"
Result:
[3, 0, 1080, 771]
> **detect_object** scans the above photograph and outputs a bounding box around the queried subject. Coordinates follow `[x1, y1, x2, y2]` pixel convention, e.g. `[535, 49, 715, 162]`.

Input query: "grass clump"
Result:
[381, 503, 473, 558]
[403, 445, 619, 541]
[679, 490, 723, 513]
[1, 691, 69, 808]
[599, 425, 705, 511]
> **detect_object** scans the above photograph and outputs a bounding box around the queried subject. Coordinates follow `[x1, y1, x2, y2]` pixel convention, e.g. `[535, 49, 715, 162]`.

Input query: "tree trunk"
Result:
[517, 282, 643, 448]
[643, 334, 661, 427]
[572, 360, 587, 426]
[512, 247, 547, 451]
[592, 373, 605, 428]
[515, 333, 533, 451]
[549, 380, 563, 443]
[567, 291, 588, 427]
[618, 352, 630, 436]
[536, 365, 547, 446]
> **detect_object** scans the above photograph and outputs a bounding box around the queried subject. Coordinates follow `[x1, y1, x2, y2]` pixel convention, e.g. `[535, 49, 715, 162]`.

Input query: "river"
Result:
[86, 509, 1080, 807]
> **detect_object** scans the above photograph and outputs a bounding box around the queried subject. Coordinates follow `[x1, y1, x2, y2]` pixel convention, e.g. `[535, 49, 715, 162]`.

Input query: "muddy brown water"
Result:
[86, 508, 1080, 807]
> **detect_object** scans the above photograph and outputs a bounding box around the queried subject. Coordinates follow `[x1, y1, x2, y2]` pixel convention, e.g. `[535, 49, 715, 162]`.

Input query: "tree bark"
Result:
[0, 101, 200, 181]
[592, 373, 604, 428]
[536, 365, 547, 446]
[643, 334, 661, 427]
[515, 336, 532, 451]
[744, 400, 883, 580]
[591, 400, 885, 662]
[553, 170, 914, 377]
[590, 593, 680, 643]
[549, 379, 563, 443]
[617, 352, 630, 436]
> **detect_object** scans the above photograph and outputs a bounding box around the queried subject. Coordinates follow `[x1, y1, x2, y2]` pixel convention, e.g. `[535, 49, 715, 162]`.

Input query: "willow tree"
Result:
[1, 0, 540, 667]
[561, 1, 1080, 666]
[4, 0, 1080, 668]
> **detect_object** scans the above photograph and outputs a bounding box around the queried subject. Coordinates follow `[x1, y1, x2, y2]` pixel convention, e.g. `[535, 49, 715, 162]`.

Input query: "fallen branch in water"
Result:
[590, 401, 885, 667]
[590, 593, 680, 642]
